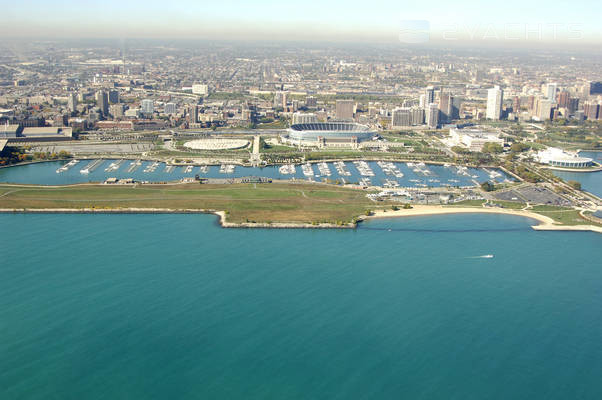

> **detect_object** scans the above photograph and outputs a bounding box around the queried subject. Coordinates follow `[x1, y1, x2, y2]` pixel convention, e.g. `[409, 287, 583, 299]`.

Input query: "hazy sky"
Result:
[4, 0, 601, 46]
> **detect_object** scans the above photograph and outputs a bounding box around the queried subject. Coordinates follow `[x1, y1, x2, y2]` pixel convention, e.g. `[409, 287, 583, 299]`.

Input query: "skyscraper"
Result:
[189, 105, 199, 124]
[391, 108, 411, 128]
[95, 90, 109, 116]
[335, 100, 355, 120]
[141, 99, 154, 115]
[165, 103, 177, 115]
[424, 86, 435, 106]
[108, 90, 120, 104]
[546, 83, 558, 102]
[486, 86, 503, 120]
[438, 91, 453, 123]
[426, 103, 439, 128]
[67, 93, 77, 113]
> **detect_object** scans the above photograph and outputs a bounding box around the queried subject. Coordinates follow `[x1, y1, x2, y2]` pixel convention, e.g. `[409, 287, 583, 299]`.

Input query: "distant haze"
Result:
[3, 0, 601, 47]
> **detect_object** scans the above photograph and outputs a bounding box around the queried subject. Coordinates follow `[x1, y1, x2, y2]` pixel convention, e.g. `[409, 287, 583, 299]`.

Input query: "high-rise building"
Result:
[410, 107, 425, 125]
[512, 96, 521, 113]
[335, 100, 355, 120]
[537, 98, 554, 121]
[391, 108, 412, 128]
[108, 90, 120, 104]
[424, 86, 435, 106]
[426, 103, 439, 128]
[109, 104, 125, 118]
[546, 83, 558, 101]
[589, 81, 602, 95]
[438, 91, 453, 123]
[95, 90, 109, 116]
[305, 96, 317, 108]
[189, 105, 199, 123]
[584, 102, 600, 120]
[192, 83, 209, 96]
[67, 93, 77, 113]
[165, 103, 177, 115]
[557, 91, 570, 109]
[486, 86, 503, 120]
[141, 99, 154, 115]
[568, 98, 580, 114]
[291, 112, 318, 125]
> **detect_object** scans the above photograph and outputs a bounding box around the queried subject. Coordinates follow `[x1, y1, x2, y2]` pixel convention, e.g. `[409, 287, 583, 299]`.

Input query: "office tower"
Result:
[305, 96, 317, 108]
[165, 103, 177, 115]
[426, 103, 439, 128]
[108, 90, 120, 104]
[424, 86, 435, 106]
[486, 86, 503, 120]
[192, 83, 209, 96]
[335, 100, 355, 120]
[95, 90, 109, 116]
[410, 107, 425, 125]
[557, 91, 570, 109]
[189, 105, 199, 123]
[537, 99, 554, 121]
[281, 92, 288, 109]
[67, 93, 77, 113]
[584, 102, 600, 120]
[512, 96, 521, 113]
[141, 99, 154, 115]
[546, 83, 558, 101]
[438, 91, 453, 123]
[391, 108, 411, 128]
[109, 104, 125, 118]
[291, 112, 318, 125]
[589, 81, 602, 95]
[568, 98, 580, 114]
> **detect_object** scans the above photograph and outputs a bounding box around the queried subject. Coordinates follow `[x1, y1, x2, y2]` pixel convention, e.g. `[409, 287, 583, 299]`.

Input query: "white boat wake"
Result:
[467, 254, 494, 259]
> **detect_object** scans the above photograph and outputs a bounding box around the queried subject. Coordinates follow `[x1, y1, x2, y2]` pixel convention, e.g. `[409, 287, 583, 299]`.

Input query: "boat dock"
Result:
[56, 159, 79, 173]
[80, 159, 104, 174]
[126, 160, 142, 173]
[105, 159, 125, 172]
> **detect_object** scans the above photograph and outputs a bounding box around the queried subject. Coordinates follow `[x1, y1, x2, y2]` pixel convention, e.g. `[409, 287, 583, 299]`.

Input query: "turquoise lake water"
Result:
[553, 152, 602, 197]
[1, 213, 601, 399]
[0, 160, 509, 188]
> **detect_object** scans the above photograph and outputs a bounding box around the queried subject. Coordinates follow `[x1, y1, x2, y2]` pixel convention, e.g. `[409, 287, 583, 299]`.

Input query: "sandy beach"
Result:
[362, 205, 602, 234]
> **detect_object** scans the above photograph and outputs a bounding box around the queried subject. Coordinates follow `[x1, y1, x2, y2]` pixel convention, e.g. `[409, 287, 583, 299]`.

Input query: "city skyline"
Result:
[3, 0, 602, 47]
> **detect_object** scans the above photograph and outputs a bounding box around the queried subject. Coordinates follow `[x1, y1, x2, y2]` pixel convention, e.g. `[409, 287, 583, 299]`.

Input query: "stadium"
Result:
[284, 122, 376, 148]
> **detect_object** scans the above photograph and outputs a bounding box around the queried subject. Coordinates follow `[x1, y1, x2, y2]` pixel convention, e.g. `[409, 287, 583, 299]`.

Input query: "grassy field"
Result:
[0, 183, 376, 225]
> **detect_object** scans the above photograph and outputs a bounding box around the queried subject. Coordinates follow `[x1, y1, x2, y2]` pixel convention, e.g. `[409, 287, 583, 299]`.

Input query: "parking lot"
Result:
[493, 185, 572, 207]
[32, 143, 154, 154]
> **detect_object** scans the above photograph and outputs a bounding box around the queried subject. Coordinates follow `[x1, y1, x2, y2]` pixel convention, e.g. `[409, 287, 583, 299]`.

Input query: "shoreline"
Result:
[359, 206, 602, 234]
[0, 205, 600, 233]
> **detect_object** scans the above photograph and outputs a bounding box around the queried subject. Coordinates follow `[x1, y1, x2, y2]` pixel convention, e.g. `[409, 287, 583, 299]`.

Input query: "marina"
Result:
[317, 162, 332, 176]
[353, 161, 375, 177]
[278, 164, 296, 175]
[143, 162, 160, 173]
[219, 164, 236, 174]
[302, 163, 314, 178]
[1, 159, 513, 189]
[126, 160, 142, 173]
[80, 159, 104, 174]
[104, 159, 125, 172]
[56, 159, 79, 173]
[334, 161, 351, 176]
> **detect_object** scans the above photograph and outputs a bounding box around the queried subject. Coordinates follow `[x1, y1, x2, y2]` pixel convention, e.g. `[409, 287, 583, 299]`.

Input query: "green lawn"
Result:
[0, 183, 376, 225]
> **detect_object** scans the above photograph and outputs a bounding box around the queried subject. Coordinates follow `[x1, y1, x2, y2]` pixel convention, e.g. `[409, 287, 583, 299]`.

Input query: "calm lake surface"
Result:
[1, 213, 601, 399]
